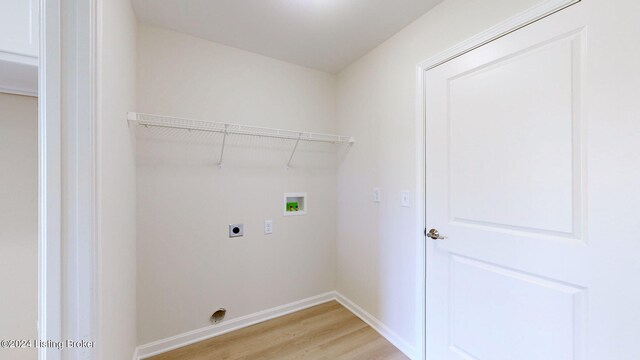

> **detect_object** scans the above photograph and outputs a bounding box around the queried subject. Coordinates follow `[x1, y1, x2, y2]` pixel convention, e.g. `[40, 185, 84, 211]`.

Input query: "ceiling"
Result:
[132, 0, 443, 74]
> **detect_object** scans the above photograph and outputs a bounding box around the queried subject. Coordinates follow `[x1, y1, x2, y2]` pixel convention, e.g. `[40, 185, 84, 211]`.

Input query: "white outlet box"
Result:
[284, 192, 306, 216]
[264, 220, 273, 234]
[401, 191, 410, 207]
[373, 188, 381, 203]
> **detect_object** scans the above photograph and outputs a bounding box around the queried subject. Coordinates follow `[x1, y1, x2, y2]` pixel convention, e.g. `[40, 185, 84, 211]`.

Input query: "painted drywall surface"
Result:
[136, 25, 338, 344]
[335, 0, 544, 348]
[99, 0, 138, 358]
[0, 93, 37, 360]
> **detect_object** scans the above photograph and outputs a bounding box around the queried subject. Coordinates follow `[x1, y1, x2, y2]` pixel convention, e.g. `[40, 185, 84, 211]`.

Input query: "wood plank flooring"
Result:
[148, 301, 409, 360]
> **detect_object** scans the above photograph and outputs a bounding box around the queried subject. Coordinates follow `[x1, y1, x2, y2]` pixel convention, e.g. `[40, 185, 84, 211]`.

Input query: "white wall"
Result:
[99, 0, 138, 358]
[136, 24, 338, 344]
[335, 0, 543, 351]
[0, 93, 37, 360]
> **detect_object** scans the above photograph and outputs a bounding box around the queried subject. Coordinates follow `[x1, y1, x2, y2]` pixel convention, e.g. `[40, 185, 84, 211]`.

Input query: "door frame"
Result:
[39, 0, 100, 358]
[414, 0, 578, 358]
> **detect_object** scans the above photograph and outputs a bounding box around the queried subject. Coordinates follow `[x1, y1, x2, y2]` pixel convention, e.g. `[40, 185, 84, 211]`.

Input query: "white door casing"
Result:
[39, 0, 100, 358]
[423, 1, 640, 359]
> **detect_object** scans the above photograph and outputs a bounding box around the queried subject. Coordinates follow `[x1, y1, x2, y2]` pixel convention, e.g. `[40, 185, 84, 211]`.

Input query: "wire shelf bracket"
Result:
[127, 112, 355, 168]
[218, 124, 229, 168]
[286, 133, 303, 170]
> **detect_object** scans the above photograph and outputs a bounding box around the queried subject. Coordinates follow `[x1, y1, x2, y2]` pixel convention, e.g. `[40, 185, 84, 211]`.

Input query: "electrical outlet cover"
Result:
[401, 191, 410, 207]
[264, 220, 273, 235]
[229, 224, 244, 237]
[373, 188, 381, 203]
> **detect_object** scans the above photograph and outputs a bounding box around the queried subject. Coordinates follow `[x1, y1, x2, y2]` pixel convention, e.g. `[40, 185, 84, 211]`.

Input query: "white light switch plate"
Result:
[401, 191, 410, 207]
[264, 220, 273, 234]
[373, 188, 381, 203]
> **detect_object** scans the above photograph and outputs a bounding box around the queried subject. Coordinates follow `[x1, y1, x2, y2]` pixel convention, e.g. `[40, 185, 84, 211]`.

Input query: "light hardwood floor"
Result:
[148, 301, 409, 360]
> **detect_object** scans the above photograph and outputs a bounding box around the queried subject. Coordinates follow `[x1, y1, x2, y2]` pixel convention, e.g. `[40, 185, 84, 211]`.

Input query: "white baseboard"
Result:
[136, 291, 415, 360]
[334, 292, 416, 360]
[136, 291, 335, 359]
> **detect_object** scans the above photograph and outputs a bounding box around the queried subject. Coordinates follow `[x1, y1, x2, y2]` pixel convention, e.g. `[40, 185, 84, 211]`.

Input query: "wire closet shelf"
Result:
[127, 112, 355, 168]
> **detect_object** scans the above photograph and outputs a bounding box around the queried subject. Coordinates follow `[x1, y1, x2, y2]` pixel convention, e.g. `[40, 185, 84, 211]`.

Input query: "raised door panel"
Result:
[448, 32, 583, 238]
[449, 255, 585, 360]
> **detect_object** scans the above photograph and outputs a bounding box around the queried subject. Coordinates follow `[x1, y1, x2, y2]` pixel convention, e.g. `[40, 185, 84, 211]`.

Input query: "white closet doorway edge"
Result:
[413, 0, 578, 359]
[38, 0, 100, 359]
[38, 0, 62, 358]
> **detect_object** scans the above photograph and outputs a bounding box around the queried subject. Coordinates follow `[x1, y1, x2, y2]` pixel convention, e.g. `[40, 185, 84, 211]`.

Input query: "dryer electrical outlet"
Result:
[229, 224, 244, 238]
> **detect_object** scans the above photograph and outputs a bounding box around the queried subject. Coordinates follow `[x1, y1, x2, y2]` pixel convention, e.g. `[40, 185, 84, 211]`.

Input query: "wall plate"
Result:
[401, 191, 410, 207]
[229, 224, 243, 237]
[283, 192, 306, 216]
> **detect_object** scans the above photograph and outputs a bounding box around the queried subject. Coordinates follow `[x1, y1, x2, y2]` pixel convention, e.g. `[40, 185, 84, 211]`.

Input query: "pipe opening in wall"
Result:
[211, 308, 226, 324]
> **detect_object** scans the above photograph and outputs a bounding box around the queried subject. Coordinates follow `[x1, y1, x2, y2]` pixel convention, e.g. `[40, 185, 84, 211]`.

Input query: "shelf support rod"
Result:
[286, 133, 303, 169]
[218, 124, 229, 168]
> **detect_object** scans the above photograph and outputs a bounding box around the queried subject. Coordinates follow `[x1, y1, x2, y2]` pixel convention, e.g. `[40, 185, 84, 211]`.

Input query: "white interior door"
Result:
[424, 1, 640, 359]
